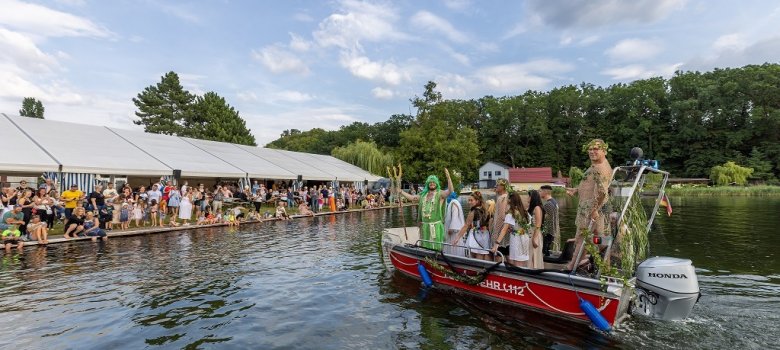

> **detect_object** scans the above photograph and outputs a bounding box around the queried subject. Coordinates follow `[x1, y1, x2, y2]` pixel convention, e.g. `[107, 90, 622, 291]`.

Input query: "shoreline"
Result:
[4, 204, 418, 250]
[665, 185, 780, 196]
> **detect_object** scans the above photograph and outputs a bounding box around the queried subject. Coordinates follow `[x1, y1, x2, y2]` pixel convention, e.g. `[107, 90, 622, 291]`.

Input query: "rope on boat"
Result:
[418, 247, 503, 286]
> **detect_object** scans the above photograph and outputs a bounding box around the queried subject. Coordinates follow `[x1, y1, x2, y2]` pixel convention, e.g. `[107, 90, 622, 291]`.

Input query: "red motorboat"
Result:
[382, 160, 700, 330]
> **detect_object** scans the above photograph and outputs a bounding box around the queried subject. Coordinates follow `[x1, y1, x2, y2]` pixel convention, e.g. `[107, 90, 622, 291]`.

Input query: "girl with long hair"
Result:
[527, 190, 545, 269]
[492, 192, 530, 267]
[453, 191, 491, 261]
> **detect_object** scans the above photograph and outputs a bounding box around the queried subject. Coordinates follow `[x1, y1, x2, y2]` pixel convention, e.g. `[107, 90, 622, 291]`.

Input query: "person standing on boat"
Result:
[398, 169, 454, 250]
[566, 139, 613, 271]
[527, 190, 545, 269]
[540, 185, 560, 255]
[491, 192, 529, 267]
[452, 191, 491, 260]
[489, 178, 511, 261]
[443, 192, 465, 256]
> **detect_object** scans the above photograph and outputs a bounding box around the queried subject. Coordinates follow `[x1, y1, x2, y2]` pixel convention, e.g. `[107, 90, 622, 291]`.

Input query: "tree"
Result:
[710, 161, 753, 186]
[133, 71, 195, 135]
[19, 97, 44, 119]
[190, 92, 256, 146]
[397, 82, 481, 182]
[332, 141, 393, 174]
[265, 128, 331, 154]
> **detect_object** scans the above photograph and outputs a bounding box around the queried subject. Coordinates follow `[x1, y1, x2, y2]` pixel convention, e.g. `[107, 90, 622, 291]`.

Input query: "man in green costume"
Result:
[399, 168, 454, 250]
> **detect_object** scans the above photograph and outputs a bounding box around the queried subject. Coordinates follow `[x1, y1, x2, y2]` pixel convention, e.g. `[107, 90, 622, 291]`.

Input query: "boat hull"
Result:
[384, 235, 631, 328]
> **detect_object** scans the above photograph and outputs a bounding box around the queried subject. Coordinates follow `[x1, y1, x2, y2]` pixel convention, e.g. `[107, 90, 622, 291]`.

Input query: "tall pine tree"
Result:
[19, 97, 45, 119]
[133, 71, 195, 135]
[191, 92, 256, 146]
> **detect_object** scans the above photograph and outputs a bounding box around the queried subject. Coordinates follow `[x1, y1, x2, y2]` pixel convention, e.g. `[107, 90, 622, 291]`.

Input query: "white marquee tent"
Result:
[1, 113, 381, 184]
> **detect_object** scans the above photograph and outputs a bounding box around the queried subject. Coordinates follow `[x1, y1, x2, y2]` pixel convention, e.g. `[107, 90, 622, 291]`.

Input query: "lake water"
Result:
[0, 197, 777, 349]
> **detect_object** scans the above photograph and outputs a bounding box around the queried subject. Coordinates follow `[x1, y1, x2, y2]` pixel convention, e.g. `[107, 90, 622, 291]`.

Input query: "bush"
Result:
[709, 161, 754, 186]
[569, 166, 584, 187]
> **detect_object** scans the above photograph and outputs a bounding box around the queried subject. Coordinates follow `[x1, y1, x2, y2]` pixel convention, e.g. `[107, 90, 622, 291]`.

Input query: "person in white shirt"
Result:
[491, 192, 530, 267]
[444, 192, 465, 256]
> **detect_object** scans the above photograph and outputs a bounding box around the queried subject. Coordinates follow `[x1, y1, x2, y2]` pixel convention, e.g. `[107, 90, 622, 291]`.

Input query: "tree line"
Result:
[267, 64, 780, 184]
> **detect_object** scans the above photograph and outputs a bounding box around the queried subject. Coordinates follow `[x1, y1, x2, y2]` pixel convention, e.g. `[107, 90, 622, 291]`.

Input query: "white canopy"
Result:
[108, 128, 245, 178]
[8, 115, 171, 176]
[0, 114, 59, 173]
[183, 138, 295, 179]
[1, 113, 382, 181]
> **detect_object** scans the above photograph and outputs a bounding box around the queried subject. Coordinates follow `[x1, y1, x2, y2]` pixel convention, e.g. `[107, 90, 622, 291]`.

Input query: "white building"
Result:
[478, 161, 510, 188]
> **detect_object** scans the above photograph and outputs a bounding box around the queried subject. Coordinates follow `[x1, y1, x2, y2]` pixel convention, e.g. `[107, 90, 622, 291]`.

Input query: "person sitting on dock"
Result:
[298, 202, 315, 217]
[275, 201, 290, 220]
[2, 224, 24, 251]
[63, 207, 86, 239]
[83, 211, 108, 242]
[26, 214, 49, 244]
[398, 168, 454, 250]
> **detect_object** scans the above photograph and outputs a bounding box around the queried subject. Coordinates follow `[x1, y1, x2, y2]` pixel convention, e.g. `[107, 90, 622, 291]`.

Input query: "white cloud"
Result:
[601, 62, 682, 80]
[442, 0, 472, 12]
[289, 32, 312, 52]
[252, 45, 309, 75]
[371, 87, 394, 99]
[245, 107, 362, 145]
[527, 0, 686, 29]
[410, 10, 468, 44]
[293, 12, 315, 22]
[178, 73, 207, 96]
[712, 33, 746, 52]
[433, 59, 576, 98]
[339, 51, 411, 85]
[151, 1, 201, 23]
[684, 36, 780, 72]
[0, 28, 59, 74]
[238, 89, 314, 104]
[0, 0, 112, 38]
[605, 38, 663, 62]
[54, 0, 86, 6]
[313, 0, 409, 49]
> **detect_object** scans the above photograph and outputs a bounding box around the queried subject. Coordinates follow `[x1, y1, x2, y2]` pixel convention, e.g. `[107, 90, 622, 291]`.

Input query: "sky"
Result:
[1, 0, 780, 146]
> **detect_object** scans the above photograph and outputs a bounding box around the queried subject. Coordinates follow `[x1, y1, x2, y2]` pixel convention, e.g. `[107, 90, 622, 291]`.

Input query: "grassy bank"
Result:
[665, 185, 780, 196]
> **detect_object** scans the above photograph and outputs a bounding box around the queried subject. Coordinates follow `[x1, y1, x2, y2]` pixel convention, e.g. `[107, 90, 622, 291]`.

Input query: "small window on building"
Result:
[495, 171, 501, 176]
[483, 171, 491, 176]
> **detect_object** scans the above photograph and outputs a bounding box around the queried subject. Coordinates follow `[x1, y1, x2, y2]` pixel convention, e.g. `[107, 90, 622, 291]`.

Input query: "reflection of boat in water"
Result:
[382, 157, 700, 330]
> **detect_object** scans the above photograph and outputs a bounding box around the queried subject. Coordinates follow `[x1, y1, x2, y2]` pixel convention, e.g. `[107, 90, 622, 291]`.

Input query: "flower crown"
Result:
[582, 138, 609, 154]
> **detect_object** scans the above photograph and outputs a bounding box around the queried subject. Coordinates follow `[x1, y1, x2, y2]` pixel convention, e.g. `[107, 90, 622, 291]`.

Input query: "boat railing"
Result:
[413, 239, 505, 264]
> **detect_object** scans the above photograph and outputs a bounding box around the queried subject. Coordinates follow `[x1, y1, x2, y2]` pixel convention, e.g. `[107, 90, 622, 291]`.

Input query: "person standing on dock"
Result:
[398, 168, 454, 250]
[566, 139, 613, 271]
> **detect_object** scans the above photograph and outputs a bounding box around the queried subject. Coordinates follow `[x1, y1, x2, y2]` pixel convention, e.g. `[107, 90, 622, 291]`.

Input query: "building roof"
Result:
[508, 167, 554, 183]
[1, 113, 381, 181]
[481, 161, 510, 169]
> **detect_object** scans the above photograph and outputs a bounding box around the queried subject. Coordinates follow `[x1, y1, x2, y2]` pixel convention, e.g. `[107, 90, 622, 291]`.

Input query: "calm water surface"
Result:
[0, 197, 778, 349]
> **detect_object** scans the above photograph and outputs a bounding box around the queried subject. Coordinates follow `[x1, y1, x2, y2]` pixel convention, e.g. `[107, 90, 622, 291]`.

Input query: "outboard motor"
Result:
[634, 257, 700, 320]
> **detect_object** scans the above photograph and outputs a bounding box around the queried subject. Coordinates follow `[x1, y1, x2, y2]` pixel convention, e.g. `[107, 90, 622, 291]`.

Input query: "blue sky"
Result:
[1, 0, 779, 145]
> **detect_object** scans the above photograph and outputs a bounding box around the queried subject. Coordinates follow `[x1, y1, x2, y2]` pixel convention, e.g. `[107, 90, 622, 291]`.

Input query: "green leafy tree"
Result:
[19, 97, 44, 119]
[569, 166, 584, 187]
[745, 148, 775, 181]
[332, 140, 393, 174]
[397, 82, 481, 182]
[133, 71, 195, 135]
[266, 128, 331, 154]
[190, 92, 256, 146]
[710, 161, 753, 186]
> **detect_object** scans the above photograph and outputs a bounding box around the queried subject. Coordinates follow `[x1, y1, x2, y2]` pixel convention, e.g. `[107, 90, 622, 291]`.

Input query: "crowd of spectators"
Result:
[1, 177, 392, 247]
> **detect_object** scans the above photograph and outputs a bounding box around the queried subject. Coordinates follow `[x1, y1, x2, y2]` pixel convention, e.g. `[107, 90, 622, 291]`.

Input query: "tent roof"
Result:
[108, 128, 245, 178]
[8, 115, 171, 176]
[182, 138, 296, 179]
[0, 114, 59, 173]
[1, 114, 382, 181]
[236, 146, 332, 181]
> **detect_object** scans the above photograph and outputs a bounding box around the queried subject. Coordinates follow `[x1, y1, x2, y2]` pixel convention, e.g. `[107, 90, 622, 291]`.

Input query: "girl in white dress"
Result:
[492, 192, 529, 267]
[178, 189, 193, 225]
[453, 191, 491, 261]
